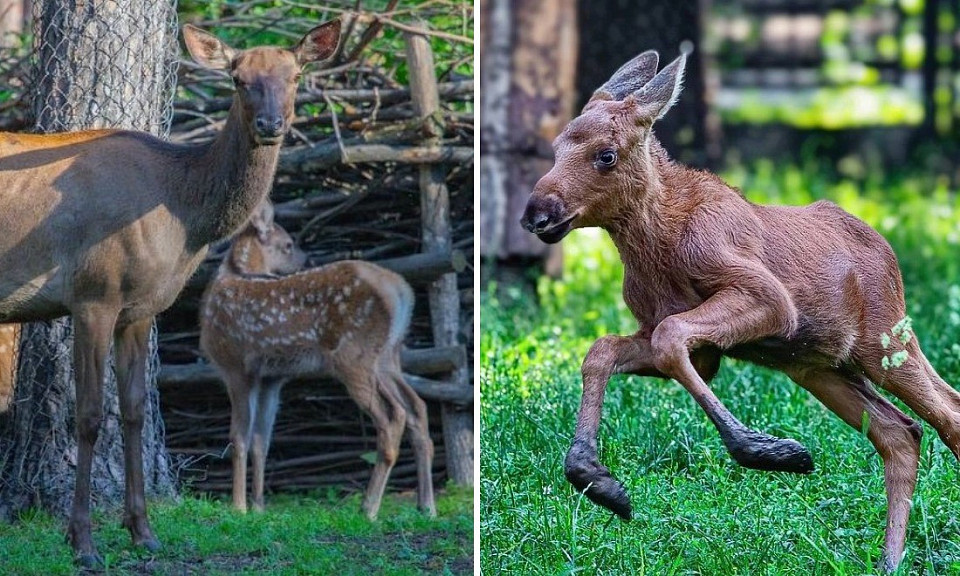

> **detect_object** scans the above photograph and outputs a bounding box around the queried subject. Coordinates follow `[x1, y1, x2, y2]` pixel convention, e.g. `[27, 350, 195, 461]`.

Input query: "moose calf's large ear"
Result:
[631, 53, 687, 121]
[182, 25, 236, 70]
[294, 19, 342, 65]
[591, 50, 659, 103]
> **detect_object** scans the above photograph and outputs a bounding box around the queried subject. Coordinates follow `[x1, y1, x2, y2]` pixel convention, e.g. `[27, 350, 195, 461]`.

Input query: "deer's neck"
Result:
[182, 99, 281, 248]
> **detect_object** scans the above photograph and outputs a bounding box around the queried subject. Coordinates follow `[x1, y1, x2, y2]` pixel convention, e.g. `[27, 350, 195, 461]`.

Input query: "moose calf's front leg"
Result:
[565, 334, 666, 520]
[650, 288, 813, 474]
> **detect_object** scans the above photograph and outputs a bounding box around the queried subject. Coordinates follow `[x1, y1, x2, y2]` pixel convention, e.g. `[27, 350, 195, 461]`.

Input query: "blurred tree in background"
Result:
[577, 0, 719, 167]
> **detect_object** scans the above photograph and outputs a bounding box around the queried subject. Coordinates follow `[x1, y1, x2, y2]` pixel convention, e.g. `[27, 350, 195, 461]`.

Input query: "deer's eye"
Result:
[284, 241, 293, 253]
[595, 149, 618, 170]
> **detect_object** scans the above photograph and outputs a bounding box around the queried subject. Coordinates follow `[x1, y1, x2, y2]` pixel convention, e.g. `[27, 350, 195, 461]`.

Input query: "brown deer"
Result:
[200, 202, 435, 519]
[0, 21, 341, 565]
[0, 324, 19, 412]
[521, 50, 960, 572]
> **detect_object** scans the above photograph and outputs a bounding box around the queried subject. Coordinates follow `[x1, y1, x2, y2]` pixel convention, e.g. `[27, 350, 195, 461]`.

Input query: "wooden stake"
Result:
[405, 23, 474, 485]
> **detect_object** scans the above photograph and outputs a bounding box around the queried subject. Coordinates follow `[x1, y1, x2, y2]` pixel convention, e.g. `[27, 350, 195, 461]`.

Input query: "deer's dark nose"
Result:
[255, 115, 284, 137]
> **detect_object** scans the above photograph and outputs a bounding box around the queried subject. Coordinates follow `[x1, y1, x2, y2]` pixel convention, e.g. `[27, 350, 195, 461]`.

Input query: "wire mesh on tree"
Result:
[0, 0, 180, 520]
[33, 0, 179, 133]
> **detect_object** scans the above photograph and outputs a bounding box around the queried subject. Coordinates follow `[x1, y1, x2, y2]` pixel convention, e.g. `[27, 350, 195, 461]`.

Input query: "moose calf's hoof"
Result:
[564, 444, 633, 520]
[727, 432, 814, 474]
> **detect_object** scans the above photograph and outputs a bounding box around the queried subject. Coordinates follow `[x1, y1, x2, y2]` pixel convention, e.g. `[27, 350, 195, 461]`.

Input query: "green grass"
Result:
[480, 164, 960, 575]
[0, 486, 472, 575]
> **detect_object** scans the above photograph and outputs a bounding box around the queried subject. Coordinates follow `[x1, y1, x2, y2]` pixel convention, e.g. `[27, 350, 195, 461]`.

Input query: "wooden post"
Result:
[404, 24, 473, 485]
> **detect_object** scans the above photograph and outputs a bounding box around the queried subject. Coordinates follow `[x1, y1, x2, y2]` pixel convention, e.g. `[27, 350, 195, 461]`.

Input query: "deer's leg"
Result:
[565, 333, 719, 519]
[788, 367, 920, 573]
[386, 364, 436, 517]
[650, 289, 814, 475]
[68, 305, 119, 567]
[859, 341, 960, 460]
[113, 317, 160, 551]
[338, 362, 406, 520]
[224, 368, 256, 512]
[250, 380, 283, 512]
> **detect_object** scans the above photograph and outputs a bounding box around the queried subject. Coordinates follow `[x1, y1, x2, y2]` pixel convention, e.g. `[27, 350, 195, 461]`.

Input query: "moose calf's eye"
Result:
[595, 149, 618, 170]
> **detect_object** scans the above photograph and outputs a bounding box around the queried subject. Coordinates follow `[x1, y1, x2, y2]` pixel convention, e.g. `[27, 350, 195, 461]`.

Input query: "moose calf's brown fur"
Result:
[200, 203, 435, 519]
[521, 50, 960, 572]
[0, 21, 341, 566]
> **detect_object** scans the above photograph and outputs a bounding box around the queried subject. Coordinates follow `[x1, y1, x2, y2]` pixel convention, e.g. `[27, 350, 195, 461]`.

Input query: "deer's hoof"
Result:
[138, 537, 162, 553]
[76, 552, 104, 570]
[727, 432, 814, 474]
[564, 442, 633, 520]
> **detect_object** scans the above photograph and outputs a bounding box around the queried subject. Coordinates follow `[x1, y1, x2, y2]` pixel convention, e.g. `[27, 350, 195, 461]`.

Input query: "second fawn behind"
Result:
[200, 202, 435, 518]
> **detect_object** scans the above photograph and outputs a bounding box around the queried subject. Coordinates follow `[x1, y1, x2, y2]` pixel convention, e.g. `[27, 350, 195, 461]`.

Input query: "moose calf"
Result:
[200, 203, 435, 519]
[521, 50, 960, 572]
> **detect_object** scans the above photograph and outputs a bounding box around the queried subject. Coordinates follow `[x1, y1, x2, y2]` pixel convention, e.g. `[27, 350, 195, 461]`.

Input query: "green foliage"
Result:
[0, 488, 472, 575]
[721, 86, 923, 128]
[481, 164, 960, 574]
[177, 1, 473, 87]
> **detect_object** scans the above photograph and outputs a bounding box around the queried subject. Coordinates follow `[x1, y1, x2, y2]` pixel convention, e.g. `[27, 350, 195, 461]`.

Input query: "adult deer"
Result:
[521, 50, 960, 572]
[200, 202, 435, 519]
[0, 20, 341, 565]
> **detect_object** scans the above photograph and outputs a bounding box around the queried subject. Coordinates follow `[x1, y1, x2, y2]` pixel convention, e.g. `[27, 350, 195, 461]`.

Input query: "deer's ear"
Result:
[183, 25, 236, 70]
[250, 200, 276, 242]
[629, 53, 686, 121]
[589, 50, 659, 103]
[294, 19, 342, 65]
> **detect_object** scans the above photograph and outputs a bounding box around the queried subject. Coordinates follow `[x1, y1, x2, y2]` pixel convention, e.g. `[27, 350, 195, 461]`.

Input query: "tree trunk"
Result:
[478, 0, 576, 271]
[921, 0, 941, 138]
[0, 0, 178, 521]
[576, 0, 711, 166]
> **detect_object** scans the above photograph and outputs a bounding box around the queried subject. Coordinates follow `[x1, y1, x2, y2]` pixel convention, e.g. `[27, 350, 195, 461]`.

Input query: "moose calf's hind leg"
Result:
[862, 344, 960, 461]
[789, 368, 920, 573]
